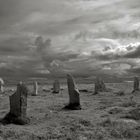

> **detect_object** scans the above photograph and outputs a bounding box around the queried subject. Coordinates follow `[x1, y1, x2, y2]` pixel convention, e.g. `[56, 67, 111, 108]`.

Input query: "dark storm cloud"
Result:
[0, 37, 31, 54]
[0, 0, 140, 77]
[127, 66, 140, 76]
[34, 36, 80, 66]
[124, 44, 140, 58]
[91, 50, 120, 61]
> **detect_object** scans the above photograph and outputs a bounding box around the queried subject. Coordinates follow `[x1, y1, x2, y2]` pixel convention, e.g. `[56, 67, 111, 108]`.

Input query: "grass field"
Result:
[0, 82, 140, 140]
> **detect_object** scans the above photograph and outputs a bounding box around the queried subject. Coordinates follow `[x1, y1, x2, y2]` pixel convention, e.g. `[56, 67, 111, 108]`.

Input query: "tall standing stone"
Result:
[32, 81, 38, 96]
[94, 77, 107, 94]
[0, 78, 4, 93]
[132, 77, 139, 93]
[2, 82, 29, 125]
[64, 74, 81, 110]
[52, 80, 60, 93]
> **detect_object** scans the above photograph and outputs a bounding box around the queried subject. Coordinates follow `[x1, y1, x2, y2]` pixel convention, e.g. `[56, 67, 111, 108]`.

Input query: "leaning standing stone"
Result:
[132, 77, 139, 93]
[64, 74, 81, 110]
[52, 80, 60, 93]
[2, 82, 29, 125]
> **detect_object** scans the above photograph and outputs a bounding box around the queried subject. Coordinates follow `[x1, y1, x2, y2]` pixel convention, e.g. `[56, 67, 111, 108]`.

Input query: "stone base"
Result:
[93, 91, 99, 95]
[94, 88, 112, 95]
[52, 91, 59, 94]
[64, 103, 81, 110]
[31, 93, 37, 96]
[1, 112, 30, 125]
[132, 89, 140, 93]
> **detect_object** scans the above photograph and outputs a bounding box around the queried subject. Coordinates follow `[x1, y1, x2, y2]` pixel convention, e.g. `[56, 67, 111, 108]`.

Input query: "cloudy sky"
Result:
[0, 0, 140, 78]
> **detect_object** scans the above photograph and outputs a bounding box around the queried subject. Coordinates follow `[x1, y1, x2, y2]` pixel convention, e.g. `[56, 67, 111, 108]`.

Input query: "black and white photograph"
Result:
[0, 0, 140, 139]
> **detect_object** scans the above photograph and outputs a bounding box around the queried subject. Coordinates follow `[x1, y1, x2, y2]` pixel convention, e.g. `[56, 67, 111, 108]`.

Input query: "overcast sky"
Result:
[0, 0, 140, 78]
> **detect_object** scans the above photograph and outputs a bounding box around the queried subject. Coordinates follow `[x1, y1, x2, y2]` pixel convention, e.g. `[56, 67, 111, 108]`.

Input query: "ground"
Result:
[0, 82, 140, 140]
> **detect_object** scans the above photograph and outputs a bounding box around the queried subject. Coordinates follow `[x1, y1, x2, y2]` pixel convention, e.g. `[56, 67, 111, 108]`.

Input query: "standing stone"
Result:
[2, 82, 29, 125]
[64, 74, 81, 110]
[32, 81, 38, 96]
[132, 77, 139, 93]
[0, 78, 4, 93]
[94, 77, 107, 94]
[52, 80, 60, 93]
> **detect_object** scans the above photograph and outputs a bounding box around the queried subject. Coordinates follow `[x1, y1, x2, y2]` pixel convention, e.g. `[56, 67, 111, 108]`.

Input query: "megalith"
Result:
[94, 77, 107, 94]
[0, 78, 4, 93]
[52, 80, 60, 93]
[64, 74, 81, 110]
[132, 77, 139, 93]
[2, 82, 29, 125]
[32, 81, 38, 96]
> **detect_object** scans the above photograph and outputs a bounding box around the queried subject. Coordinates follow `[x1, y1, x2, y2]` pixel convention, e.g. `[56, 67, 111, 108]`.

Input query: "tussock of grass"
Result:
[114, 91, 125, 96]
[107, 106, 126, 115]
[100, 117, 140, 139]
[120, 96, 137, 107]
[122, 107, 140, 120]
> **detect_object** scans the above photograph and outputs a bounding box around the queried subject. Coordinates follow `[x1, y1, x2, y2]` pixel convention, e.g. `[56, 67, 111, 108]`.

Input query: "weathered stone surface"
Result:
[32, 81, 38, 96]
[94, 77, 107, 94]
[64, 74, 81, 110]
[0, 78, 4, 93]
[132, 77, 139, 93]
[52, 80, 60, 93]
[2, 82, 29, 125]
